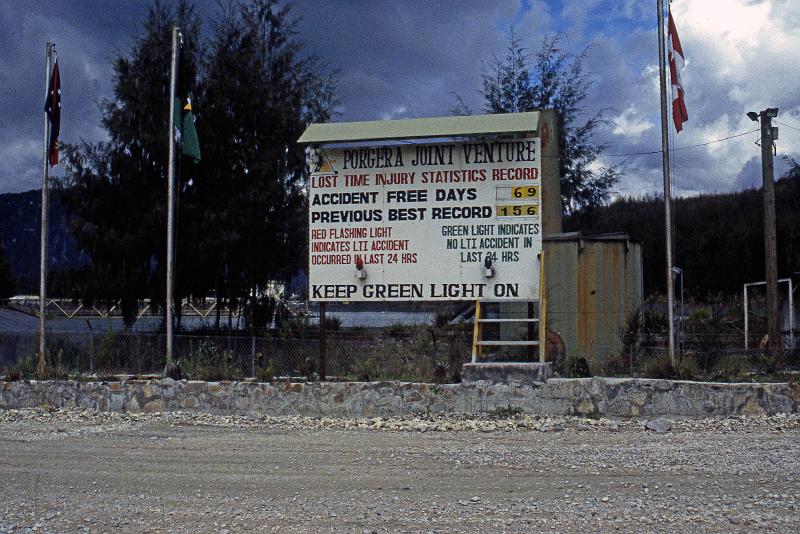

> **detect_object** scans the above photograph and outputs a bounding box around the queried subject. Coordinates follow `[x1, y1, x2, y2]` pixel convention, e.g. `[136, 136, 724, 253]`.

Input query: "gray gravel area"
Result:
[1, 408, 799, 533]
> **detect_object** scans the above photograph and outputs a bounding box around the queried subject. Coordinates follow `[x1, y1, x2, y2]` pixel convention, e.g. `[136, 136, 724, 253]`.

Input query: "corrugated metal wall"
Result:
[544, 234, 643, 360]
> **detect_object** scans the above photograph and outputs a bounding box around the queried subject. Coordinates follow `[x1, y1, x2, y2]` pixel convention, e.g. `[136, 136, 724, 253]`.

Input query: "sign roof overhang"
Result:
[298, 111, 540, 145]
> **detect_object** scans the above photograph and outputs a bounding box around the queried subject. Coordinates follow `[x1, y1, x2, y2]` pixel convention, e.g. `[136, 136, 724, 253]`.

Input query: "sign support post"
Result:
[318, 302, 327, 380]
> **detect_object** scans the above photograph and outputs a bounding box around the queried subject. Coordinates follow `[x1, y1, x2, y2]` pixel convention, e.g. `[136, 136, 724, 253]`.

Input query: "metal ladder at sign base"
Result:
[470, 251, 547, 364]
[471, 300, 543, 363]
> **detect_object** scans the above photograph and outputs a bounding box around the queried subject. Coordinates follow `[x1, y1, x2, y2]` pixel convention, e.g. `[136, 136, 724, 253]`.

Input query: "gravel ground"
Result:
[1, 408, 798, 533]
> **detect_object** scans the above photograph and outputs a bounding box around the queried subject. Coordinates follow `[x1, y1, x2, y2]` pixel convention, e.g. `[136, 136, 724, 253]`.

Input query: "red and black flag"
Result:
[44, 59, 61, 166]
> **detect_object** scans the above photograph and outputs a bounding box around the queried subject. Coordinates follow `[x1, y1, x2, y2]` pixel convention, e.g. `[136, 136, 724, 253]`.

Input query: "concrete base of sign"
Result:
[462, 362, 553, 386]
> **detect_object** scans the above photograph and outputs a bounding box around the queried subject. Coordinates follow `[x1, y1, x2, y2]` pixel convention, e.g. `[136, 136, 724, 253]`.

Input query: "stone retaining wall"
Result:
[1, 378, 798, 418]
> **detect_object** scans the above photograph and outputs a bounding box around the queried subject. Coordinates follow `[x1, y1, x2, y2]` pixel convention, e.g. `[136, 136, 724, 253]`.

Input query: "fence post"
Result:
[251, 334, 256, 378]
[319, 302, 326, 381]
[88, 324, 94, 375]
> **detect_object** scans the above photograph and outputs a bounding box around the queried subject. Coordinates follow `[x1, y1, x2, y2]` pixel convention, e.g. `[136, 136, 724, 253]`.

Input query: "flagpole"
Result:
[38, 42, 53, 377]
[165, 25, 179, 370]
[657, 0, 676, 366]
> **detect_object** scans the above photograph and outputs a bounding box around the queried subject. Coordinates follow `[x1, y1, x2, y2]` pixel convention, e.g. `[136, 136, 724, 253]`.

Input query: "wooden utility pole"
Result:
[757, 108, 782, 363]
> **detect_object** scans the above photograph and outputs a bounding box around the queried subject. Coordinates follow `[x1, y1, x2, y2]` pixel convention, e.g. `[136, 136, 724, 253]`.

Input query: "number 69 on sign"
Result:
[512, 186, 538, 199]
[495, 185, 539, 200]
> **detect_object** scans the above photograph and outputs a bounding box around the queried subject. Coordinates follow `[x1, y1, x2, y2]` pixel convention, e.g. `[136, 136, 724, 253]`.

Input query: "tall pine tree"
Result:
[478, 33, 621, 214]
[59, 0, 337, 329]
[199, 0, 337, 326]
[60, 1, 202, 327]
[0, 239, 15, 300]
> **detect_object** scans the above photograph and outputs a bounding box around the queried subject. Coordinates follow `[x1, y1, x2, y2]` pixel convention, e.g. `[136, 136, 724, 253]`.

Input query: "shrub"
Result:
[324, 316, 342, 332]
[42, 348, 70, 380]
[94, 329, 117, 375]
[431, 362, 449, 384]
[256, 360, 276, 383]
[674, 354, 701, 380]
[278, 315, 312, 339]
[592, 351, 630, 377]
[350, 339, 434, 383]
[385, 323, 411, 338]
[642, 352, 699, 380]
[710, 354, 750, 382]
[433, 311, 453, 329]
[354, 356, 379, 382]
[3, 367, 19, 381]
[4, 354, 37, 381]
[621, 308, 644, 357]
[756, 351, 779, 375]
[555, 354, 592, 378]
[299, 356, 317, 382]
[182, 340, 243, 381]
[447, 333, 464, 383]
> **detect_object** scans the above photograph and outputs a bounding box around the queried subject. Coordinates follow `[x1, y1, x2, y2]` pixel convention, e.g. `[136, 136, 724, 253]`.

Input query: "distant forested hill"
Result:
[0, 189, 87, 293]
[2, 167, 799, 301]
[566, 167, 800, 297]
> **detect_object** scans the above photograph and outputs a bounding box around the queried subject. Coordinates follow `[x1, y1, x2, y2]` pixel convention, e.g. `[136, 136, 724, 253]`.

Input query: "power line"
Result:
[775, 120, 800, 134]
[602, 128, 760, 157]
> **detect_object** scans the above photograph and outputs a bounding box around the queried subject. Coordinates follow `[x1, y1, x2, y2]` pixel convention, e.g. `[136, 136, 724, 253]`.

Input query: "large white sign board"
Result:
[309, 137, 541, 301]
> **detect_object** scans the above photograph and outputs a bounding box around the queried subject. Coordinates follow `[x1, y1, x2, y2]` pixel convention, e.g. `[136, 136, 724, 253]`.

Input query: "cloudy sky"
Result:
[1, 0, 798, 197]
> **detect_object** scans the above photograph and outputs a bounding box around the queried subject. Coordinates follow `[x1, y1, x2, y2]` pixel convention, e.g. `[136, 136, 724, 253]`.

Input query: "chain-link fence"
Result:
[0, 327, 474, 383]
[1, 328, 797, 383]
[548, 345, 800, 382]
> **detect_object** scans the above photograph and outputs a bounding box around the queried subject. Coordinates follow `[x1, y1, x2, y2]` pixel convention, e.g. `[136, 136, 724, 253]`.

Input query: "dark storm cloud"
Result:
[0, 0, 517, 193]
[291, 0, 518, 120]
[1, 0, 797, 196]
[0, 1, 141, 193]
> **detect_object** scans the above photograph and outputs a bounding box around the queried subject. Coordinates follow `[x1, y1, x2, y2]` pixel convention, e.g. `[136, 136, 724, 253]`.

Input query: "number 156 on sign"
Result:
[496, 204, 538, 217]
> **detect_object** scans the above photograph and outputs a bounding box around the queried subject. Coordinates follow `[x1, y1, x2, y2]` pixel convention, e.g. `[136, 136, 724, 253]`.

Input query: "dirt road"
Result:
[1, 410, 798, 532]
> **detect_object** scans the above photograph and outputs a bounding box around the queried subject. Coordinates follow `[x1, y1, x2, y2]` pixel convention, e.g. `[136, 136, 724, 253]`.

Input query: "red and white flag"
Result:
[668, 8, 688, 132]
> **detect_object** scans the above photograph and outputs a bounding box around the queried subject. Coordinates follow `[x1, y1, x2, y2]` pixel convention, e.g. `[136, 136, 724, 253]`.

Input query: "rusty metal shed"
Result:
[544, 232, 643, 360]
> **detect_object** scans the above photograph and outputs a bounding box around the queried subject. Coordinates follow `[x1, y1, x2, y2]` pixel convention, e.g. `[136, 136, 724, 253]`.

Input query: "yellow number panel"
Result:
[496, 203, 539, 218]
[511, 185, 539, 199]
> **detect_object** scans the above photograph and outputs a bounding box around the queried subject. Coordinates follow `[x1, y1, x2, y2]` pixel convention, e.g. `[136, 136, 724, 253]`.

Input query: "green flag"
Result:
[174, 92, 201, 163]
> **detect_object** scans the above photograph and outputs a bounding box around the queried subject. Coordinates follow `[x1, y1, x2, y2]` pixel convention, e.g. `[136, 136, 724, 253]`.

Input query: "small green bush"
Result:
[447, 334, 463, 383]
[42, 348, 70, 380]
[433, 311, 452, 329]
[710, 354, 750, 382]
[385, 323, 411, 338]
[756, 351, 779, 375]
[94, 329, 117, 375]
[278, 316, 312, 339]
[642, 352, 699, 380]
[555, 354, 592, 378]
[6, 355, 37, 381]
[182, 340, 243, 381]
[354, 356, 379, 382]
[431, 362, 449, 384]
[256, 359, 276, 382]
[592, 351, 630, 377]
[323, 316, 342, 332]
